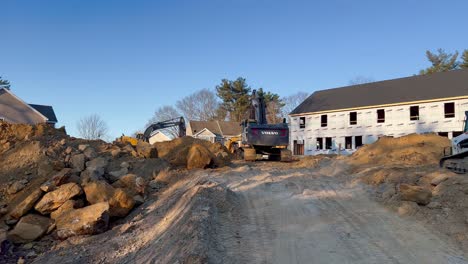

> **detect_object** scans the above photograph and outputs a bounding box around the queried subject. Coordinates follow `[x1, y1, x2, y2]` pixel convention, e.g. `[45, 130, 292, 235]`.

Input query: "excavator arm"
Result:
[140, 117, 186, 141]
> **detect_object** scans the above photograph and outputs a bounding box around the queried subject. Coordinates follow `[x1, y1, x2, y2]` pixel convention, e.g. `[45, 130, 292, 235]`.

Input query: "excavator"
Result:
[120, 117, 186, 146]
[225, 90, 292, 162]
[440, 111, 468, 173]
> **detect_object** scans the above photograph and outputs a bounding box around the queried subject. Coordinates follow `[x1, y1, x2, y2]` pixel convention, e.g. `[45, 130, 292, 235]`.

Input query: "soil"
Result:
[2, 124, 468, 263]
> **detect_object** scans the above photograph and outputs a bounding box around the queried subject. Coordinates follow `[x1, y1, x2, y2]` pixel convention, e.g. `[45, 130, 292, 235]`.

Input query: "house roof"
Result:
[29, 104, 58, 123]
[290, 69, 468, 115]
[189, 121, 242, 136]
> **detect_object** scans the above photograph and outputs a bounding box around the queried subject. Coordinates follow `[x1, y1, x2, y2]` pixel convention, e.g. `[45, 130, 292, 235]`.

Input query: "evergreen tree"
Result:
[215, 78, 251, 122]
[460, 50, 468, 69]
[0, 77, 11, 90]
[419, 49, 459, 75]
[257, 88, 285, 123]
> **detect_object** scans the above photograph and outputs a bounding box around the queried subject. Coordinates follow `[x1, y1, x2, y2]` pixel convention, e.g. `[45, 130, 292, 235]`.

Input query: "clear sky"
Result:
[2, 0, 467, 139]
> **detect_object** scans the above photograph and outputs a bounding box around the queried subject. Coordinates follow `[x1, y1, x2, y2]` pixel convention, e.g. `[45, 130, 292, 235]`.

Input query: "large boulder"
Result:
[9, 189, 44, 219]
[84, 181, 135, 217]
[50, 199, 84, 220]
[55, 202, 110, 239]
[136, 141, 158, 159]
[108, 167, 129, 183]
[80, 168, 105, 186]
[86, 157, 108, 172]
[70, 154, 86, 172]
[40, 168, 73, 192]
[187, 144, 213, 170]
[399, 184, 432, 205]
[7, 214, 53, 243]
[34, 183, 83, 214]
[112, 174, 146, 196]
[83, 146, 97, 159]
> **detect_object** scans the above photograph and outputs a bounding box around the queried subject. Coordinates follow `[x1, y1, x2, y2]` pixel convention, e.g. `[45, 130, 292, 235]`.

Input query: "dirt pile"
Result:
[153, 136, 231, 169]
[0, 124, 232, 263]
[348, 133, 450, 167]
[348, 133, 468, 251]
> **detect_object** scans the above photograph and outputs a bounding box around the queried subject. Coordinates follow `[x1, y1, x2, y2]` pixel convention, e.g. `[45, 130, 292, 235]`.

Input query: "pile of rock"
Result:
[1, 143, 158, 244]
[0, 124, 232, 248]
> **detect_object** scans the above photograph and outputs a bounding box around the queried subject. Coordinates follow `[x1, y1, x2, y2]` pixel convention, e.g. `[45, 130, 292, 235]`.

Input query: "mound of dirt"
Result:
[0, 124, 233, 263]
[153, 136, 231, 169]
[348, 133, 450, 167]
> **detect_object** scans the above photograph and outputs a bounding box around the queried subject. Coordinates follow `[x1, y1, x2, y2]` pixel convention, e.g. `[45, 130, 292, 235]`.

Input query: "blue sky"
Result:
[2, 0, 467, 139]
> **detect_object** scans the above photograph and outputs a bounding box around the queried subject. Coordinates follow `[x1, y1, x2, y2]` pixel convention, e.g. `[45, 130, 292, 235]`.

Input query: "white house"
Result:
[289, 69, 468, 156]
[0, 88, 58, 126]
[186, 120, 241, 144]
[148, 131, 171, 144]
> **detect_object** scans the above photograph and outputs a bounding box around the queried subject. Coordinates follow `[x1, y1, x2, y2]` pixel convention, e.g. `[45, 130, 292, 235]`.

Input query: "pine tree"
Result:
[419, 49, 459, 75]
[0, 77, 10, 90]
[215, 78, 251, 122]
[460, 50, 468, 69]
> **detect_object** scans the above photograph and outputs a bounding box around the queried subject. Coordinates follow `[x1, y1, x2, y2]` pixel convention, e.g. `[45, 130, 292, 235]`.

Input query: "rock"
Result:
[70, 154, 86, 172]
[17, 257, 25, 264]
[136, 141, 158, 159]
[65, 146, 73, 154]
[84, 181, 135, 217]
[0, 205, 8, 216]
[86, 157, 108, 171]
[381, 184, 396, 200]
[187, 144, 213, 170]
[431, 174, 451, 186]
[80, 168, 105, 186]
[7, 179, 28, 195]
[5, 217, 18, 226]
[83, 147, 97, 159]
[9, 189, 44, 219]
[133, 195, 144, 206]
[149, 180, 164, 190]
[55, 202, 110, 239]
[78, 144, 89, 152]
[50, 200, 82, 220]
[427, 201, 442, 209]
[398, 201, 420, 216]
[34, 183, 83, 214]
[120, 161, 130, 169]
[59, 139, 66, 145]
[122, 145, 135, 153]
[399, 184, 432, 205]
[108, 167, 129, 182]
[7, 214, 53, 243]
[112, 174, 146, 196]
[37, 159, 55, 177]
[111, 149, 121, 158]
[40, 168, 74, 192]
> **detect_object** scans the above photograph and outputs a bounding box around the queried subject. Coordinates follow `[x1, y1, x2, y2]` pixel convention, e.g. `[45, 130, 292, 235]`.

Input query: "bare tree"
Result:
[176, 89, 220, 121]
[147, 105, 181, 138]
[348, 76, 375, 85]
[77, 114, 109, 140]
[281, 92, 309, 118]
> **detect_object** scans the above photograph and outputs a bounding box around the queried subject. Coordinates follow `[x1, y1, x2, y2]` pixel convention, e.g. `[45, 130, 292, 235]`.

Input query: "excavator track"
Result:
[440, 152, 468, 174]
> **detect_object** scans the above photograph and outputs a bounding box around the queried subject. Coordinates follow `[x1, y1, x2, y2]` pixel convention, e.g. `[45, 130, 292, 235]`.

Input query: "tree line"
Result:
[147, 78, 309, 137]
[419, 48, 468, 75]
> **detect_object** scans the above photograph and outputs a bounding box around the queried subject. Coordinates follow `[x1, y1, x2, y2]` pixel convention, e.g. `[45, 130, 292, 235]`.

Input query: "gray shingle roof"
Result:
[189, 121, 241, 136]
[290, 69, 468, 115]
[29, 104, 58, 123]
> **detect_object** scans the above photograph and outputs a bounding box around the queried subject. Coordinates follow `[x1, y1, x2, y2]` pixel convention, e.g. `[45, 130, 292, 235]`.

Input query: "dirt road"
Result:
[214, 161, 468, 264]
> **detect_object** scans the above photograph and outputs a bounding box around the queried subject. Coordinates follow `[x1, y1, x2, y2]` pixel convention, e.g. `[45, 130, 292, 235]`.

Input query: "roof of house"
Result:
[290, 69, 468, 115]
[189, 121, 242, 136]
[29, 104, 58, 123]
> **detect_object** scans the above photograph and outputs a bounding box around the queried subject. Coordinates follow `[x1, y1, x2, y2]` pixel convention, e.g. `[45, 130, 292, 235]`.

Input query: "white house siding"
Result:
[289, 98, 468, 155]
